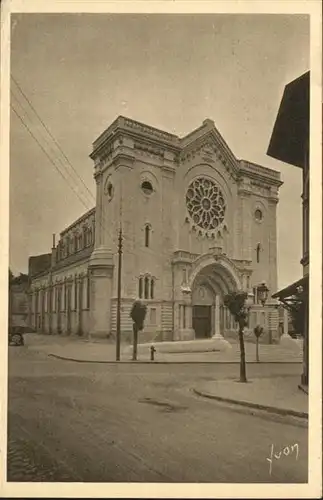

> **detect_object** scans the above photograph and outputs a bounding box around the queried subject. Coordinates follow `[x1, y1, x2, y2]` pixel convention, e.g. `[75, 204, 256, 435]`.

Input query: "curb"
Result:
[298, 384, 309, 395]
[193, 388, 308, 419]
[48, 354, 155, 364]
[47, 352, 302, 365]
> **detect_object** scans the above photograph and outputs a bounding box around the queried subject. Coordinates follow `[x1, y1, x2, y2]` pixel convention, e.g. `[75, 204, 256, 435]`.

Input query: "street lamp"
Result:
[257, 281, 269, 306]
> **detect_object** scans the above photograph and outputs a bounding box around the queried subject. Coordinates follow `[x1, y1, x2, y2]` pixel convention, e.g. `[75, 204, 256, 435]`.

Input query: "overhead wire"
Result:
[10, 90, 94, 208]
[11, 104, 91, 213]
[11, 75, 96, 207]
[10, 76, 115, 245]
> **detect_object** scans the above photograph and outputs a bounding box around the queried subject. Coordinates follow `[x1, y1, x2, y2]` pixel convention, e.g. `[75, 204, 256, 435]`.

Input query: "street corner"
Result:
[192, 376, 308, 421]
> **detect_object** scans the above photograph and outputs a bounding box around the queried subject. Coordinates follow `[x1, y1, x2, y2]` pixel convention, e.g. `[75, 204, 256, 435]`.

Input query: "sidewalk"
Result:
[25, 333, 303, 364]
[194, 376, 308, 418]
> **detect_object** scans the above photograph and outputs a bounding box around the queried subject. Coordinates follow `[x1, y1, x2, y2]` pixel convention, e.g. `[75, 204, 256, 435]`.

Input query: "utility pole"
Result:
[116, 225, 122, 361]
[116, 182, 123, 361]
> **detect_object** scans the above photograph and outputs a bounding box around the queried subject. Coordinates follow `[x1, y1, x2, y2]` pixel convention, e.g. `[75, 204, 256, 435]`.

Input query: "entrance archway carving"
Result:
[188, 253, 242, 291]
[189, 254, 242, 338]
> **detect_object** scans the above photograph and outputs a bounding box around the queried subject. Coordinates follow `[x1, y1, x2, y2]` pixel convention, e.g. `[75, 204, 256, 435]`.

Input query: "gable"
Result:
[179, 120, 240, 180]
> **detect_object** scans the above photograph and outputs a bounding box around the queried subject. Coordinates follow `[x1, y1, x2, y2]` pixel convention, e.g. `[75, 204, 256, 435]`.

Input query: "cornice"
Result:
[172, 250, 199, 263]
[237, 188, 252, 197]
[122, 116, 179, 146]
[239, 161, 282, 188]
[267, 196, 279, 205]
[90, 118, 180, 163]
[112, 152, 136, 170]
[134, 140, 165, 159]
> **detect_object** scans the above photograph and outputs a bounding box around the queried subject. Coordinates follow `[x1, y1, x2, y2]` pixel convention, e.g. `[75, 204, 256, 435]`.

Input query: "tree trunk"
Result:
[256, 337, 260, 363]
[132, 323, 138, 361]
[238, 322, 247, 382]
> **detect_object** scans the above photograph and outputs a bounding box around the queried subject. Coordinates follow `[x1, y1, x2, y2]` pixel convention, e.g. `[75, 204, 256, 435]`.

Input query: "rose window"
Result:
[186, 177, 226, 230]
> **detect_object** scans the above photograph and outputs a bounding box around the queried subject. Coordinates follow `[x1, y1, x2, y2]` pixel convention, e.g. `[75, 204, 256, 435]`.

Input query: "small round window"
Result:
[104, 178, 114, 200]
[141, 180, 153, 195]
[255, 209, 263, 222]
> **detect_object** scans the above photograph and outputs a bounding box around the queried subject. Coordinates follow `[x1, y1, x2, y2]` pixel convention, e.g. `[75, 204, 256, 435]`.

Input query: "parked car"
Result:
[8, 326, 25, 346]
[8, 319, 34, 347]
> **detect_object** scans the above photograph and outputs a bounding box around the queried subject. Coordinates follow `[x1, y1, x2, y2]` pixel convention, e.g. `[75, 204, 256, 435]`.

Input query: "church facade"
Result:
[29, 116, 282, 344]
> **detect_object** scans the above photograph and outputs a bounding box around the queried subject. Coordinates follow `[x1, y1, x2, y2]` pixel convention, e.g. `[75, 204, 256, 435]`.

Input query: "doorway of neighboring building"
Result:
[192, 305, 212, 338]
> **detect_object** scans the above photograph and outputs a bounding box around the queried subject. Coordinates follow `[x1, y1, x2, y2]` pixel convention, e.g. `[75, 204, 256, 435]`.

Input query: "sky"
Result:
[9, 13, 309, 289]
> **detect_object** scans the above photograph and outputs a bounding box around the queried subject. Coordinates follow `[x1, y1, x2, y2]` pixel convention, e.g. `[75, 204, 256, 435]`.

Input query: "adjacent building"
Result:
[29, 116, 282, 344]
[268, 71, 310, 386]
[9, 272, 29, 330]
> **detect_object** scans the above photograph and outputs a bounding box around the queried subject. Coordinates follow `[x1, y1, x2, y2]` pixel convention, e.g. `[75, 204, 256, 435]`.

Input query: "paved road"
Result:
[7, 346, 308, 483]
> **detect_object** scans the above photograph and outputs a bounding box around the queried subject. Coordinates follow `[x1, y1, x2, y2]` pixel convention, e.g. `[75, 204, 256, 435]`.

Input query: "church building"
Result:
[28, 116, 282, 345]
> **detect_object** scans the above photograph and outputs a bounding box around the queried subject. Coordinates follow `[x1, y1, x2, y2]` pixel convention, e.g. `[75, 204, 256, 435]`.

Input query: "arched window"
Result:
[144, 225, 150, 248]
[255, 209, 263, 222]
[66, 237, 70, 257]
[256, 243, 261, 263]
[78, 233, 83, 250]
[83, 227, 88, 247]
[144, 276, 149, 299]
[150, 278, 154, 299]
[138, 277, 143, 299]
[88, 228, 93, 246]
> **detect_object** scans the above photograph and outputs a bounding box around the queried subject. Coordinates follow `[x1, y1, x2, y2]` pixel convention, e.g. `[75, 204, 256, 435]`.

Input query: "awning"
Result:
[267, 71, 309, 168]
[272, 275, 308, 300]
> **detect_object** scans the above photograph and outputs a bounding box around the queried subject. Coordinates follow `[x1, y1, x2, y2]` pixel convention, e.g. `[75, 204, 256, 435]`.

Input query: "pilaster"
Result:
[88, 247, 114, 339]
[268, 199, 278, 293]
[94, 172, 103, 248]
[175, 289, 195, 341]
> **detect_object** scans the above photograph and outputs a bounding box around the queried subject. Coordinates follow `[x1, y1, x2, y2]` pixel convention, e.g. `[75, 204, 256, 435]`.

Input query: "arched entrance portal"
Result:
[190, 260, 241, 339]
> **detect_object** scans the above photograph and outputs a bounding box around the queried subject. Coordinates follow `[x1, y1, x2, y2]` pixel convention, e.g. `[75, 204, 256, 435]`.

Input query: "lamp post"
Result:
[256, 281, 269, 342]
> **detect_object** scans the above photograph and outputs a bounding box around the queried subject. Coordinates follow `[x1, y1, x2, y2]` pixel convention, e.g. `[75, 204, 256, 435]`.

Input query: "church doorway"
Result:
[187, 256, 242, 341]
[192, 305, 212, 338]
[191, 282, 214, 339]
